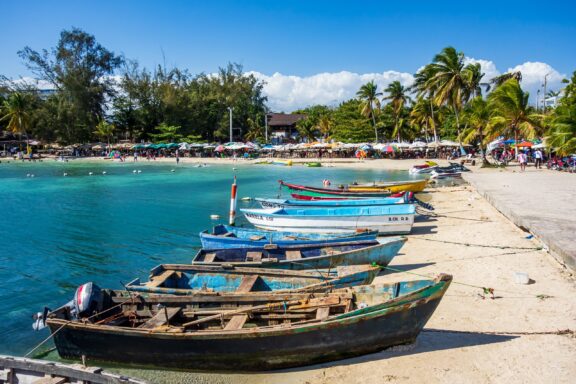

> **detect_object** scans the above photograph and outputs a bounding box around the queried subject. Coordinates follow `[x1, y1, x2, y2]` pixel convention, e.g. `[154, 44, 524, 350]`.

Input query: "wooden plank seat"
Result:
[204, 253, 217, 262]
[224, 314, 248, 330]
[249, 235, 266, 241]
[145, 270, 178, 288]
[285, 250, 302, 260]
[236, 275, 259, 293]
[33, 377, 68, 384]
[139, 307, 181, 329]
[246, 251, 262, 262]
[315, 306, 331, 320]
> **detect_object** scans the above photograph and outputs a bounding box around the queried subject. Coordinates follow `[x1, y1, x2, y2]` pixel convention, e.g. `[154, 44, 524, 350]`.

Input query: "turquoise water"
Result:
[0, 159, 418, 356]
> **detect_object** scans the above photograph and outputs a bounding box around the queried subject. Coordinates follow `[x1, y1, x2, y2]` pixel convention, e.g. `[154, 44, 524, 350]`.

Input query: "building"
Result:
[267, 113, 306, 143]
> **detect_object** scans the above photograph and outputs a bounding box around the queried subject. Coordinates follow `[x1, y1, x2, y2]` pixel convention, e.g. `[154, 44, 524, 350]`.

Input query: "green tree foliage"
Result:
[294, 105, 332, 141]
[18, 28, 123, 143]
[148, 123, 183, 143]
[545, 71, 576, 155]
[93, 120, 115, 148]
[331, 99, 374, 142]
[1, 92, 31, 136]
[383, 81, 411, 141]
[461, 97, 491, 163]
[487, 79, 541, 157]
[356, 81, 382, 141]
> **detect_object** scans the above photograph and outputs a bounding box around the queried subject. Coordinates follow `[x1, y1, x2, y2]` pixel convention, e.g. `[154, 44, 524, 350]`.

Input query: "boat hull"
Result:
[256, 196, 408, 209]
[200, 225, 378, 249]
[192, 238, 406, 270]
[48, 278, 450, 371]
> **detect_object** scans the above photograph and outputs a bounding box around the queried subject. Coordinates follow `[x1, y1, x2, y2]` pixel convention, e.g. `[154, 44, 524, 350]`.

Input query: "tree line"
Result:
[1, 28, 574, 156]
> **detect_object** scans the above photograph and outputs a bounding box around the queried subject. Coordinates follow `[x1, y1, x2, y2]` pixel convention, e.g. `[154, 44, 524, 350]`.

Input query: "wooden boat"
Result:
[306, 162, 322, 167]
[279, 180, 427, 197]
[200, 224, 378, 249]
[430, 170, 463, 179]
[241, 205, 416, 234]
[44, 274, 452, 370]
[125, 264, 380, 295]
[0, 355, 146, 383]
[256, 194, 410, 209]
[191, 237, 406, 270]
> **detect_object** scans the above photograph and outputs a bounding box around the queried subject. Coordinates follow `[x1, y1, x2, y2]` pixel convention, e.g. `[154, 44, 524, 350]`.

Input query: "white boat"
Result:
[241, 205, 416, 234]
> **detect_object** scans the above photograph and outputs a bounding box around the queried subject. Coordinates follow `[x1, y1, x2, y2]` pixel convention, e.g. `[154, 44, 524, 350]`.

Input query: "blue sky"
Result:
[2, 0, 575, 110]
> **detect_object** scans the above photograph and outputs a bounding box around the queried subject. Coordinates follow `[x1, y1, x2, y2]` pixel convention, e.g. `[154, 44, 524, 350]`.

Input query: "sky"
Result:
[2, 0, 575, 111]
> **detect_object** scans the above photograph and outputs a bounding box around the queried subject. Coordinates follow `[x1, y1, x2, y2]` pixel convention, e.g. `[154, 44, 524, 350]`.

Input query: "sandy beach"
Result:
[67, 157, 572, 384]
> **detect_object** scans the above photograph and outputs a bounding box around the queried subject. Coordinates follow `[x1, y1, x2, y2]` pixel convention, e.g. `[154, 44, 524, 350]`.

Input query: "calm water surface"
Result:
[0, 159, 419, 356]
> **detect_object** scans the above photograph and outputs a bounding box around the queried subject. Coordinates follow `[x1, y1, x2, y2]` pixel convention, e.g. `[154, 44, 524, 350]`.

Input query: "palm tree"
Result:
[93, 120, 115, 152]
[461, 97, 491, 164]
[383, 81, 411, 142]
[545, 103, 576, 156]
[412, 65, 439, 142]
[410, 97, 436, 142]
[1, 92, 31, 152]
[356, 81, 382, 142]
[487, 79, 541, 158]
[425, 47, 470, 141]
[463, 63, 488, 100]
[317, 114, 333, 140]
[488, 71, 522, 91]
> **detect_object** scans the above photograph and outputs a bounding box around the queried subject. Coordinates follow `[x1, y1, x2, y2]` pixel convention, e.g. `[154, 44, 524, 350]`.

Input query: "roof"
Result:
[268, 113, 306, 127]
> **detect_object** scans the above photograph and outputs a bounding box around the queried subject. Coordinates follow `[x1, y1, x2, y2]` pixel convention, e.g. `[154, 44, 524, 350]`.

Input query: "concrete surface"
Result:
[463, 166, 576, 270]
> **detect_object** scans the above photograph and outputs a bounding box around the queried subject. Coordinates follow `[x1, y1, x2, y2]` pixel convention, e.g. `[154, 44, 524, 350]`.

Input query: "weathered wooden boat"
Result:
[279, 180, 427, 197]
[256, 194, 411, 208]
[199, 224, 378, 249]
[0, 354, 146, 383]
[191, 237, 406, 270]
[241, 204, 416, 234]
[125, 264, 380, 295]
[44, 274, 452, 371]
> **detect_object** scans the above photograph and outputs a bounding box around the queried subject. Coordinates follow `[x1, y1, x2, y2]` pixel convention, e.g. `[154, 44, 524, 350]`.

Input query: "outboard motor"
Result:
[73, 282, 103, 318]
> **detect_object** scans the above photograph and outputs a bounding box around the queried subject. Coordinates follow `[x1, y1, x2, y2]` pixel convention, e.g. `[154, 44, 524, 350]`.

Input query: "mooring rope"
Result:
[422, 328, 574, 336]
[409, 237, 542, 250]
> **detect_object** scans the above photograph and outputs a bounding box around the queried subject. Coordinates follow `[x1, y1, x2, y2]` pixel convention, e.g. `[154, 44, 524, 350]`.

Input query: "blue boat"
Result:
[191, 237, 406, 270]
[242, 204, 416, 234]
[256, 194, 411, 209]
[125, 264, 381, 295]
[200, 224, 378, 249]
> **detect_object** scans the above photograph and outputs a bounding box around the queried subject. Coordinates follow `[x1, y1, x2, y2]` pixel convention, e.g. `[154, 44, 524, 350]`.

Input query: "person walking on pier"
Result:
[534, 149, 543, 169]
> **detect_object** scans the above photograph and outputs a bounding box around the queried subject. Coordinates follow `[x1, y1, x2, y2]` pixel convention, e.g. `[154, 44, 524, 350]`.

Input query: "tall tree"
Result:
[461, 97, 491, 164]
[412, 65, 439, 142]
[1, 92, 32, 151]
[545, 71, 576, 155]
[410, 96, 437, 142]
[18, 28, 123, 143]
[356, 81, 382, 142]
[93, 120, 115, 151]
[487, 79, 541, 158]
[425, 47, 471, 142]
[383, 81, 411, 142]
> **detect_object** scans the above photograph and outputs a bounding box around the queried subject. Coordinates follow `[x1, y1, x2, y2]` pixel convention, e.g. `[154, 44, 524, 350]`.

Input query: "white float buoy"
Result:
[89, 172, 93, 175]
[63, 173, 68, 177]
[30, 174, 35, 178]
[133, 170, 137, 173]
[102, 171, 107, 175]
[26, 173, 30, 177]
[240, 197, 252, 201]
[210, 214, 220, 220]
[170, 169, 175, 172]
[137, 170, 142, 173]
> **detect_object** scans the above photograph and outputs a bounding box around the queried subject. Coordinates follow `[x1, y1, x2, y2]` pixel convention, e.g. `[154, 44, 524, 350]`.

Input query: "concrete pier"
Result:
[463, 167, 576, 270]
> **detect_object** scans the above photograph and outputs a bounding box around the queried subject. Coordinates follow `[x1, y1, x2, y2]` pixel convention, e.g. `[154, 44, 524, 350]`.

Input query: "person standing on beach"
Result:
[518, 151, 528, 172]
[176, 149, 180, 164]
[134, 151, 138, 162]
[534, 149, 542, 169]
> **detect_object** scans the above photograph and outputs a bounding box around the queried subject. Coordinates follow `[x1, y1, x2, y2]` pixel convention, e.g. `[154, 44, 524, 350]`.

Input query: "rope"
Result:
[409, 237, 542, 250]
[422, 328, 574, 336]
[372, 263, 553, 300]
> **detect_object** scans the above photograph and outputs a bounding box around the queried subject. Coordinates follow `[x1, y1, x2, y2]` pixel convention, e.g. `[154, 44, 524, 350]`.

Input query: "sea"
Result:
[0, 158, 424, 358]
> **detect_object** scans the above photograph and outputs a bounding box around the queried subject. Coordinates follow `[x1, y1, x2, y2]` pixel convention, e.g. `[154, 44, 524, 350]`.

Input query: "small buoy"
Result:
[210, 214, 220, 220]
[102, 171, 107, 175]
[233, 167, 237, 171]
[63, 173, 68, 177]
[170, 169, 175, 172]
[30, 174, 35, 178]
[88, 172, 93, 175]
[137, 170, 142, 173]
[240, 197, 252, 201]
[26, 173, 31, 177]
[133, 170, 137, 173]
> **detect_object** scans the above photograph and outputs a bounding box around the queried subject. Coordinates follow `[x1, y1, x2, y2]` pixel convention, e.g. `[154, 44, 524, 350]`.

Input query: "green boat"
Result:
[306, 162, 322, 167]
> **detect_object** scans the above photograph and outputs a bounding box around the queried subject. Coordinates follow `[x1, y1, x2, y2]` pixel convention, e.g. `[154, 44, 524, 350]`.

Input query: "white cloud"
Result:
[249, 70, 414, 112]
[6, 76, 55, 90]
[464, 57, 500, 81]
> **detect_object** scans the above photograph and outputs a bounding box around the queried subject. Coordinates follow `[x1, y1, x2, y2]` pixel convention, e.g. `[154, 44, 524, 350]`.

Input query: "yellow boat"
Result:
[347, 179, 429, 193]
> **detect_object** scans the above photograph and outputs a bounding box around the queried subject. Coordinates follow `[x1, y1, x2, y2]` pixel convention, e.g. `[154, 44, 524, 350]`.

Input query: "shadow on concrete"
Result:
[380, 262, 436, 276]
[409, 225, 438, 235]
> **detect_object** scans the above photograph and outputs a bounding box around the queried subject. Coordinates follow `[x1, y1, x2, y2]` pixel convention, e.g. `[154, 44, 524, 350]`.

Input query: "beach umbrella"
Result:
[359, 144, 372, 151]
[515, 141, 533, 148]
[215, 145, 225, 152]
[439, 140, 460, 147]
